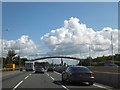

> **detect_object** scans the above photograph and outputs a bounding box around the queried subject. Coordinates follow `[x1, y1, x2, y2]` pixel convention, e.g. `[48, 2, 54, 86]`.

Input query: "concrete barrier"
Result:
[94, 71, 120, 89]
[88, 66, 119, 73]
[88, 67, 120, 89]
[0, 68, 20, 72]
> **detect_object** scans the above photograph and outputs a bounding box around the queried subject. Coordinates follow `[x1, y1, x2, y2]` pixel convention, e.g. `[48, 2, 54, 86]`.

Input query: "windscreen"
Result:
[71, 67, 90, 72]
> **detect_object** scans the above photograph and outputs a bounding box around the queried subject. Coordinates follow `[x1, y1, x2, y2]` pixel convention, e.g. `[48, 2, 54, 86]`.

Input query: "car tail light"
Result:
[90, 73, 95, 77]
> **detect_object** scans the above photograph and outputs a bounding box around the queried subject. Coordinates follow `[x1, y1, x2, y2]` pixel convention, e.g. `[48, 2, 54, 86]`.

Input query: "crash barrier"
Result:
[94, 71, 120, 89]
[1, 68, 19, 71]
[54, 66, 120, 89]
[89, 67, 120, 89]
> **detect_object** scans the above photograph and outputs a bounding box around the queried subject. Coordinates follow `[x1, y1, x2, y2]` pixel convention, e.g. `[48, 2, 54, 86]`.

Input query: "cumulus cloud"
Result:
[1, 35, 41, 58]
[41, 17, 118, 58]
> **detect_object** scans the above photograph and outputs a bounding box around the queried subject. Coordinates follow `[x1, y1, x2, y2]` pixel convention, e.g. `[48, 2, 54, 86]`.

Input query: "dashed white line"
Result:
[12, 80, 23, 90]
[46, 73, 54, 80]
[46, 73, 50, 76]
[54, 71, 61, 75]
[46, 72, 69, 90]
[12, 73, 33, 90]
[29, 73, 32, 76]
[57, 82, 69, 90]
[32, 71, 35, 73]
[24, 75, 29, 80]
[49, 76, 55, 80]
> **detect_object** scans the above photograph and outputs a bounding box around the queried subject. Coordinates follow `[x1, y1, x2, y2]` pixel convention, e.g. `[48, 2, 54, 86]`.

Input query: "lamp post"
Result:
[19, 42, 25, 69]
[89, 44, 92, 66]
[105, 30, 114, 64]
[19, 43, 21, 69]
[111, 33, 114, 63]
[2, 29, 9, 68]
[88, 34, 92, 66]
[111, 32, 114, 64]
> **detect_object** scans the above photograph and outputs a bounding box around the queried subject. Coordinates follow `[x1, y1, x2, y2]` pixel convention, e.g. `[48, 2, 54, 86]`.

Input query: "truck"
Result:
[25, 61, 35, 71]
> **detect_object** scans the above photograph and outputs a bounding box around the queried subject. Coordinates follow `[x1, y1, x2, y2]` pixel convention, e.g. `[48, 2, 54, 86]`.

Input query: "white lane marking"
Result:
[46, 73, 50, 76]
[93, 84, 111, 90]
[46, 73, 55, 80]
[12, 73, 33, 90]
[32, 71, 35, 73]
[57, 82, 69, 90]
[54, 71, 61, 75]
[24, 75, 29, 80]
[49, 76, 55, 80]
[12, 80, 23, 90]
[46, 72, 69, 90]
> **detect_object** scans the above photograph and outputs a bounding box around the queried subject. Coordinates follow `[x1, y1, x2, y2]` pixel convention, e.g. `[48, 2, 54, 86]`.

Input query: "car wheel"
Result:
[88, 81, 94, 85]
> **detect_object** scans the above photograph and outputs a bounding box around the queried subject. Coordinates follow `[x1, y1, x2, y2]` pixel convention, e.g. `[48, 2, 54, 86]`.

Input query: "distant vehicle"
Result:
[20, 67, 25, 71]
[62, 66, 95, 85]
[47, 66, 54, 72]
[34, 61, 47, 69]
[35, 66, 45, 74]
[25, 61, 35, 71]
[104, 63, 119, 68]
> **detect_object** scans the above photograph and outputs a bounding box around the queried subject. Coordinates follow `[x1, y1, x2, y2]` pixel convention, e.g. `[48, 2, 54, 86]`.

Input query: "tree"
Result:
[6, 50, 16, 64]
[20, 58, 28, 66]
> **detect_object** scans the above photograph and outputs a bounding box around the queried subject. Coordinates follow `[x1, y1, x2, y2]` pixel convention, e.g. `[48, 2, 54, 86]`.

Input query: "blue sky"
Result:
[2, 2, 118, 64]
[2, 2, 118, 43]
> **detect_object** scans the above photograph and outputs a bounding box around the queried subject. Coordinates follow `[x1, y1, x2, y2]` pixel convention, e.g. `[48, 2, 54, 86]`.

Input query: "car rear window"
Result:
[71, 67, 90, 72]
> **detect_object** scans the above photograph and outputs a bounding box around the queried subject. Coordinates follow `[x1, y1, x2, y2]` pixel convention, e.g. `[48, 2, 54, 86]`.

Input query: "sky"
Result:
[1, 2, 119, 64]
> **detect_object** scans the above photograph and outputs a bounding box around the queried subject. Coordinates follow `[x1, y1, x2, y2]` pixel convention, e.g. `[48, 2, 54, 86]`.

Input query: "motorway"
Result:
[2, 71, 112, 90]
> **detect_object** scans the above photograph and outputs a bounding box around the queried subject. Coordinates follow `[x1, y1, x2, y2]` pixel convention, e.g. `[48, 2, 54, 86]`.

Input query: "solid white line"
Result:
[24, 76, 29, 79]
[29, 73, 32, 76]
[12, 80, 23, 90]
[93, 84, 111, 90]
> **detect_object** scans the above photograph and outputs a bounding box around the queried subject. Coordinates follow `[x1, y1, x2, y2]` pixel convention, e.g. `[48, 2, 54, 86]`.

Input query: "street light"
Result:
[105, 30, 114, 64]
[2, 29, 9, 68]
[89, 44, 92, 66]
[19, 42, 25, 69]
[88, 34, 92, 66]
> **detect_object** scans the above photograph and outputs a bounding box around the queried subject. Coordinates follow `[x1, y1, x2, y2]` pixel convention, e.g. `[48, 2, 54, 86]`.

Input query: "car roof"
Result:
[68, 65, 88, 68]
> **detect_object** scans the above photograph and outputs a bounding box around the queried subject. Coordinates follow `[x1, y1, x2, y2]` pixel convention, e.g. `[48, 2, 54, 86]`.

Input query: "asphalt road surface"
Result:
[2, 71, 113, 90]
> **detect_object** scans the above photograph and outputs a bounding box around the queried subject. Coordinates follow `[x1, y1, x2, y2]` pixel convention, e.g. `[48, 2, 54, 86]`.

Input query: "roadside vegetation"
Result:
[1, 50, 120, 68]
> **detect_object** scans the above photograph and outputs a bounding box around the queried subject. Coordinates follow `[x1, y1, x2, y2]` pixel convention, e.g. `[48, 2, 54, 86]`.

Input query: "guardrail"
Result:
[0, 68, 20, 71]
[89, 67, 120, 89]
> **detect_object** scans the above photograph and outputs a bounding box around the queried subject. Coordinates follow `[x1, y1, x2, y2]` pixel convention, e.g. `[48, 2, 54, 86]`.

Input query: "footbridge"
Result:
[29, 56, 81, 61]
